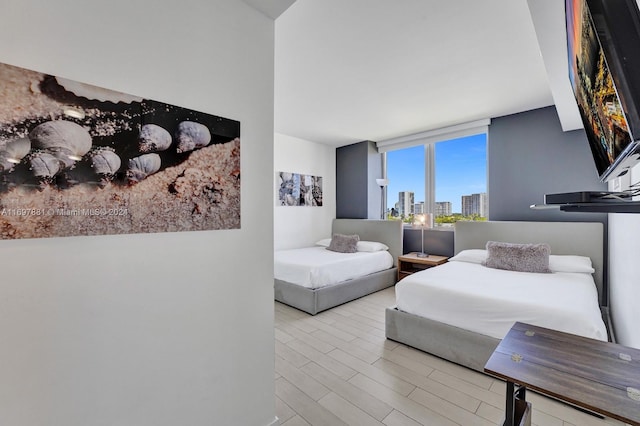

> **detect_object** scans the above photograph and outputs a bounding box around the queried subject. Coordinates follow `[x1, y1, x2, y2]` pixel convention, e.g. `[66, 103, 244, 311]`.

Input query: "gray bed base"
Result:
[275, 268, 397, 315]
[275, 218, 403, 315]
[386, 305, 615, 373]
[386, 307, 500, 372]
[385, 220, 607, 373]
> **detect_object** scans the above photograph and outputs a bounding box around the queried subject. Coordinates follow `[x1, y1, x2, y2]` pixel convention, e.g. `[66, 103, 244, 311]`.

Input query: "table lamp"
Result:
[413, 213, 430, 257]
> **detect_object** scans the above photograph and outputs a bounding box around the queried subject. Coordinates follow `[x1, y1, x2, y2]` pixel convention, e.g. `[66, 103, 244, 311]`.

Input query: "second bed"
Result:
[275, 218, 403, 315]
[386, 220, 610, 372]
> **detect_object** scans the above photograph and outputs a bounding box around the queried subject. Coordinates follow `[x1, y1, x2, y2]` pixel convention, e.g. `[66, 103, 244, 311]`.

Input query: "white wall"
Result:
[0, 1, 276, 425]
[609, 214, 640, 347]
[609, 164, 640, 348]
[274, 133, 336, 250]
[608, 0, 640, 349]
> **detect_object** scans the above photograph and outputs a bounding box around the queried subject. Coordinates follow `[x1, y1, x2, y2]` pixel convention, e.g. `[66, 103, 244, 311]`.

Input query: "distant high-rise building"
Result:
[435, 201, 452, 216]
[461, 193, 488, 217]
[414, 201, 425, 215]
[398, 191, 414, 217]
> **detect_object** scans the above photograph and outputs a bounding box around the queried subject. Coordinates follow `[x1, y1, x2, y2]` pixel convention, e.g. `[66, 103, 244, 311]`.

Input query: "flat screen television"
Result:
[565, 0, 640, 182]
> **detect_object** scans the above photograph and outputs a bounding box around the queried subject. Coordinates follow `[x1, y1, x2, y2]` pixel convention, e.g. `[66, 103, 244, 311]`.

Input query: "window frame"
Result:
[378, 120, 490, 227]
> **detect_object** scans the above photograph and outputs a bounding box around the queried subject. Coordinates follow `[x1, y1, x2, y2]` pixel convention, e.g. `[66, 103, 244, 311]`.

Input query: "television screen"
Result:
[565, 0, 640, 181]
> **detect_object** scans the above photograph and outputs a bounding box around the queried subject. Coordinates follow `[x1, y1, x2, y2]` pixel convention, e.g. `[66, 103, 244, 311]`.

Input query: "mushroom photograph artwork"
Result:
[0, 62, 241, 239]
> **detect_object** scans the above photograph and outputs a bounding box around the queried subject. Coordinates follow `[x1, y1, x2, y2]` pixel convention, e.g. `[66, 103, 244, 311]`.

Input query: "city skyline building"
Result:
[461, 192, 488, 217]
[414, 201, 425, 215]
[398, 191, 414, 217]
[435, 201, 452, 217]
[393, 191, 488, 218]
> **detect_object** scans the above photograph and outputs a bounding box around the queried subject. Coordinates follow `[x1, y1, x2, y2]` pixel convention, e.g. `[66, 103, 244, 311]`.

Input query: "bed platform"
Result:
[275, 218, 403, 315]
[385, 220, 608, 372]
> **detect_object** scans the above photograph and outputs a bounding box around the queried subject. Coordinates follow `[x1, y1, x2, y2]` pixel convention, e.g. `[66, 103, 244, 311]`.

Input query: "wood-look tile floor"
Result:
[274, 287, 627, 426]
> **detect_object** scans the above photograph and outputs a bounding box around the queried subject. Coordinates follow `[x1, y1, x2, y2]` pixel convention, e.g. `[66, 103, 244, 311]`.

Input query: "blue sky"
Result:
[386, 133, 487, 213]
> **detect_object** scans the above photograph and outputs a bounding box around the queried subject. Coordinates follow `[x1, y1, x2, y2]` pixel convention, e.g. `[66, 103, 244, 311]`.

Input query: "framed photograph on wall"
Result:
[277, 171, 322, 206]
[0, 62, 241, 239]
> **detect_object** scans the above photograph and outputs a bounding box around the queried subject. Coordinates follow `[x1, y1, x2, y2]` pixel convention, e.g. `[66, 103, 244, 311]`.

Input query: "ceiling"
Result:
[274, 0, 574, 147]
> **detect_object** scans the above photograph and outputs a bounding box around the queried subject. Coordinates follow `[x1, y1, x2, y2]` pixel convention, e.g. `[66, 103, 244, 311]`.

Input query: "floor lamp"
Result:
[376, 178, 388, 220]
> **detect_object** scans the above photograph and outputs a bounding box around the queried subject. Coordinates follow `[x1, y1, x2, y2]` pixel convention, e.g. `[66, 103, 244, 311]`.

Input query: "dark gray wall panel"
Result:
[367, 142, 383, 219]
[488, 106, 608, 223]
[336, 141, 381, 219]
[336, 142, 368, 218]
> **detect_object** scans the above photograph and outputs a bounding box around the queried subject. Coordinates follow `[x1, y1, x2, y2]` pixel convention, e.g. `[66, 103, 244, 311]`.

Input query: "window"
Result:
[384, 133, 488, 227]
[386, 145, 424, 220]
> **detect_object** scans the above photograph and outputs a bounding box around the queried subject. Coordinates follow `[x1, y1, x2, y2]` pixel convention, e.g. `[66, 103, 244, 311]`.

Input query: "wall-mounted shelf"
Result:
[530, 202, 640, 213]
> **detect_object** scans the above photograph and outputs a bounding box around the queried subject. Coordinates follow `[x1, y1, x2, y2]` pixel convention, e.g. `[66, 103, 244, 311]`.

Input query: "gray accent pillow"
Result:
[483, 241, 551, 273]
[327, 233, 360, 253]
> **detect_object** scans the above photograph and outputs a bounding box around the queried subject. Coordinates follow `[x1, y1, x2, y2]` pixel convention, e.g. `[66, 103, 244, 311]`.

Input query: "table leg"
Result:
[504, 381, 529, 426]
[505, 381, 515, 426]
[516, 385, 526, 402]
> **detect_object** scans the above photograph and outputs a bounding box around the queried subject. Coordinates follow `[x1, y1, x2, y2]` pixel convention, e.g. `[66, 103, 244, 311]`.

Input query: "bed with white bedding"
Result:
[274, 247, 393, 289]
[385, 220, 610, 372]
[275, 218, 402, 315]
[395, 259, 607, 341]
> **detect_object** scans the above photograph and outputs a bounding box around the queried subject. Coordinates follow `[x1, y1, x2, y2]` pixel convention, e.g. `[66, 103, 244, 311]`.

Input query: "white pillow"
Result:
[449, 248, 594, 273]
[549, 255, 595, 273]
[448, 249, 487, 264]
[315, 238, 332, 247]
[356, 241, 389, 252]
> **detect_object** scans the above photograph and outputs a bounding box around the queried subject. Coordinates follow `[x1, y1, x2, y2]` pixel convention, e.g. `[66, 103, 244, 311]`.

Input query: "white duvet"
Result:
[395, 260, 607, 341]
[274, 246, 394, 289]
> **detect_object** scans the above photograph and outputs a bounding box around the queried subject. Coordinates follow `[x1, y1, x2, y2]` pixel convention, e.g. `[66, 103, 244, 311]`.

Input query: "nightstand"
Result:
[397, 252, 448, 281]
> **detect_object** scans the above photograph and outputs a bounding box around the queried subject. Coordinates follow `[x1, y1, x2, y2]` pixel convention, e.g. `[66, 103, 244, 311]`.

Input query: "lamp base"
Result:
[416, 252, 429, 258]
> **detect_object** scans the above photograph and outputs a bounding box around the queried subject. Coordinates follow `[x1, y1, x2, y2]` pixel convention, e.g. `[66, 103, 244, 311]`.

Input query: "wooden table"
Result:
[397, 252, 448, 281]
[484, 322, 640, 426]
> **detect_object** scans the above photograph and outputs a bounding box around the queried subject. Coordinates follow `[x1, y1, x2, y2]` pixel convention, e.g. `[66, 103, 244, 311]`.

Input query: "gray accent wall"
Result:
[336, 140, 382, 219]
[488, 106, 608, 222]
